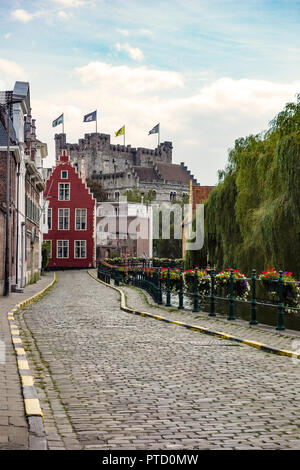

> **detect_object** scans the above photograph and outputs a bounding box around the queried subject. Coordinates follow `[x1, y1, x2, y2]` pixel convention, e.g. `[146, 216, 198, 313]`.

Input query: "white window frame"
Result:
[57, 240, 69, 259]
[61, 170, 68, 179]
[49, 240, 52, 259]
[58, 208, 70, 230]
[74, 240, 87, 259]
[47, 208, 52, 230]
[75, 208, 87, 231]
[58, 183, 70, 201]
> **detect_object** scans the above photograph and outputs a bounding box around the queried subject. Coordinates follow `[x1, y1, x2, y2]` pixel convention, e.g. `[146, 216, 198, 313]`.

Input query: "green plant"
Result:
[42, 240, 51, 271]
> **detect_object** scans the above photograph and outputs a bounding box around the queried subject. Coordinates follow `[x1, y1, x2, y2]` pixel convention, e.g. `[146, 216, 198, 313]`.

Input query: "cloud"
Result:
[33, 60, 300, 185]
[76, 61, 184, 92]
[116, 28, 153, 38]
[115, 42, 144, 61]
[0, 58, 26, 80]
[116, 28, 130, 36]
[4, 33, 12, 39]
[53, 0, 88, 7]
[57, 10, 72, 20]
[11, 9, 36, 23]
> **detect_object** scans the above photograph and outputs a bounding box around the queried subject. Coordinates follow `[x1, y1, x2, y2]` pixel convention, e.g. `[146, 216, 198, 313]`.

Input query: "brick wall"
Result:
[0, 150, 17, 293]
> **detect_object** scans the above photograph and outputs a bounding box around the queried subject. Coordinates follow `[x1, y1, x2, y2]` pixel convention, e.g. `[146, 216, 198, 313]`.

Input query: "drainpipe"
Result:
[21, 222, 25, 288]
[4, 104, 11, 296]
[15, 162, 20, 286]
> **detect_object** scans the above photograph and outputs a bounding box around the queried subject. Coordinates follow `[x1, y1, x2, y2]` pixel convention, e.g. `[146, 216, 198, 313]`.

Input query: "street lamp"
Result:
[0, 97, 23, 296]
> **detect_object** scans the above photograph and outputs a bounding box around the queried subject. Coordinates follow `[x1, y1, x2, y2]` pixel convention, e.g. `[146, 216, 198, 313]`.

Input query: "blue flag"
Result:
[83, 110, 97, 122]
[148, 123, 159, 135]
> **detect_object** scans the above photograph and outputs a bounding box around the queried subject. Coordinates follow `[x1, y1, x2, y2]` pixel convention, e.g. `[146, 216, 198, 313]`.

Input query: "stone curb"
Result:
[7, 272, 57, 450]
[88, 270, 300, 361]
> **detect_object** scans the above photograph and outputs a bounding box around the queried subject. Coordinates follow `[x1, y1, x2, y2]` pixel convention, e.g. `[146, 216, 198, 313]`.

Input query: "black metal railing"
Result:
[97, 263, 300, 331]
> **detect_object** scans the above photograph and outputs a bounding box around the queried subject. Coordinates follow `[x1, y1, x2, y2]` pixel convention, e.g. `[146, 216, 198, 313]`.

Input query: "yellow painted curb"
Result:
[12, 337, 22, 344]
[17, 360, 30, 370]
[88, 270, 300, 360]
[21, 376, 34, 387]
[24, 398, 43, 418]
[15, 348, 26, 356]
[6, 272, 57, 423]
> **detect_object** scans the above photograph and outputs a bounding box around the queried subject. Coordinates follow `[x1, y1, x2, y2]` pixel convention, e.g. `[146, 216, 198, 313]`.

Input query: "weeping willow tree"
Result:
[205, 94, 300, 277]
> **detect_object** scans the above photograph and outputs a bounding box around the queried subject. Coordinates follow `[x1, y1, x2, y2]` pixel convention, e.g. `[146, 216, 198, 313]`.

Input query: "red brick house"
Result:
[44, 150, 96, 269]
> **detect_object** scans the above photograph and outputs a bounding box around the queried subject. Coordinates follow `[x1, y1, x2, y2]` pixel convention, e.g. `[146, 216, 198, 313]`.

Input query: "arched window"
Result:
[170, 191, 176, 202]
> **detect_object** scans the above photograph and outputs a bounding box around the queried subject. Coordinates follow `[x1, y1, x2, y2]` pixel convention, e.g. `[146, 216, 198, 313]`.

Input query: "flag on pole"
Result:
[52, 113, 64, 128]
[148, 123, 159, 135]
[83, 110, 97, 122]
[115, 125, 125, 137]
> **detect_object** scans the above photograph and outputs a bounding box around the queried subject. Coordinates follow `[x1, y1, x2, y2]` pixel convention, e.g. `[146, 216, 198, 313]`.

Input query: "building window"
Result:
[74, 240, 86, 259]
[75, 209, 87, 230]
[61, 170, 68, 179]
[49, 240, 52, 258]
[170, 191, 177, 202]
[58, 208, 70, 230]
[115, 191, 120, 200]
[58, 183, 70, 200]
[47, 208, 52, 230]
[57, 240, 69, 258]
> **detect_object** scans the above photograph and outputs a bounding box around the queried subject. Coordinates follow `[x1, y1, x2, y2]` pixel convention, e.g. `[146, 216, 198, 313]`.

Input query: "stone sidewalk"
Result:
[0, 272, 53, 450]
[116, 283, 300, 355]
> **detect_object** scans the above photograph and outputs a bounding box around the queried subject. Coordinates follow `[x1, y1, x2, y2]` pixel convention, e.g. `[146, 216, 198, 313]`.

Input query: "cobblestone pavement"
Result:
[0, 272, 53, 450]
[118, 283, 300, 352]
[15, 271, 300, 450]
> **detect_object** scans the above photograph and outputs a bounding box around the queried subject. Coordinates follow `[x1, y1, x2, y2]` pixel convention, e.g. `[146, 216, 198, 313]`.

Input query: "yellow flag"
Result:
[115, 125, 125, 137]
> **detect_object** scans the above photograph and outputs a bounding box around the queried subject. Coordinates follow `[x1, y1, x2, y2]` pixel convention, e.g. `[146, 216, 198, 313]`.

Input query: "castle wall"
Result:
[55, 133, 173, 179]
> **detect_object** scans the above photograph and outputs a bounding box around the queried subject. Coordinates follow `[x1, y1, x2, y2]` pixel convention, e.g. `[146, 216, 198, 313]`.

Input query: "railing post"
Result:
[209, 269, 216, 317]
[155, 268, 159, 303]
[276, 271, 285, 331]
[178, 267, 184, 310]
[227, 268, 235, 320]
[250, 269, 258, 325]
[158, 268, 163, 304]
[193, 268, 199, 313]
[166, 267, 171, 307]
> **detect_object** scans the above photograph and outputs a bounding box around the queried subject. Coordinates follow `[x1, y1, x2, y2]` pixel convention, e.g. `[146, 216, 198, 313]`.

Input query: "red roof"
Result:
[155, 163, 191, 183]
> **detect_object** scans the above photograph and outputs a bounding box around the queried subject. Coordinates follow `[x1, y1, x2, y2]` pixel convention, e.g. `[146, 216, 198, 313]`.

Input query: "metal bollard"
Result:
[193, 267, 199, 313]
[227, 269, 235, 320]
[209, 269, 216, 317]
[250, 269, 258, 325]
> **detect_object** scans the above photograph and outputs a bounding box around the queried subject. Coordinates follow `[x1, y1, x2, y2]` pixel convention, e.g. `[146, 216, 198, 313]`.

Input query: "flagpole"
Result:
[158, 123, 160, 147]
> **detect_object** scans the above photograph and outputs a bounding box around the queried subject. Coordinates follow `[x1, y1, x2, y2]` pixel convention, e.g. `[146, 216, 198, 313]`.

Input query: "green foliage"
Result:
[86, 177, 107, 201]
[122, 188, 155, 204]
[42, 241, 51, 271]
[205, 94, 300, 276]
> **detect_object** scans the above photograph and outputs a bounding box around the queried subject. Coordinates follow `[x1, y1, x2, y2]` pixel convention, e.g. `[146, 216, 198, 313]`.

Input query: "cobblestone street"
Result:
[14, 271, 300, 450]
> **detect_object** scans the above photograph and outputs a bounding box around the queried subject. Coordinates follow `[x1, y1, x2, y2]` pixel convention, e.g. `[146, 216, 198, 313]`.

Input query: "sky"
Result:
[1, 0, 300, 185]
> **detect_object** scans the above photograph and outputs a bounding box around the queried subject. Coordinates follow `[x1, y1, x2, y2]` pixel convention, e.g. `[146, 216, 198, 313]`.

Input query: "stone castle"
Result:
[55, 132, 199, 202]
